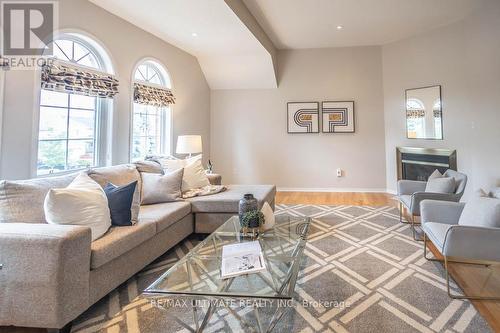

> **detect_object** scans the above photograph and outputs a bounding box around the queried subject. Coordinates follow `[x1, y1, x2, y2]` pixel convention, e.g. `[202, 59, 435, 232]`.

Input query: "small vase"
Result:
[239, 193, 258, 223]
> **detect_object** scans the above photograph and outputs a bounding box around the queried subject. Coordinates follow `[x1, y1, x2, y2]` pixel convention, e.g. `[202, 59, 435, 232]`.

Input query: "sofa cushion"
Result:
[88, 165, 141, 224]
[422, 222, 451, 252]
[0, 173, 77, 223]
[187, 185, 276, 213]
[139, 201, 192, 233]
[458, 195, 500, 228]
[90, 220, 156, 269]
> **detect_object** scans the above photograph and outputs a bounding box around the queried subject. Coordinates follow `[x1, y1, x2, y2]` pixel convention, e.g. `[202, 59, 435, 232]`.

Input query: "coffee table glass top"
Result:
[144, 215, 311, 299]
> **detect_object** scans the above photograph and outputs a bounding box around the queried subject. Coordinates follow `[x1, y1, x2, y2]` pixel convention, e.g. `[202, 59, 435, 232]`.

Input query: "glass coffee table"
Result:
[143, 215, 311, 333]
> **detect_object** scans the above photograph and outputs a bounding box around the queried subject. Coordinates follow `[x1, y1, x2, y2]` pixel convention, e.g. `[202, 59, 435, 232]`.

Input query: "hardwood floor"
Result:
[275, 191, 396, 206]
[276, 191, 500, 332]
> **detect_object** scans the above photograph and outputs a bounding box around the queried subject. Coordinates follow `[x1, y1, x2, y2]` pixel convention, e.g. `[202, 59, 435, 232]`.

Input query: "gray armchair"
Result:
[421, 199, 500, 300]
[397, 169, 467, 240]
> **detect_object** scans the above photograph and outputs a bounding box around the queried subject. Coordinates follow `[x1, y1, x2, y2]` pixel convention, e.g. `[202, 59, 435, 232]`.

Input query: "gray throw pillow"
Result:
[425, 173, 456, 194]
[459, 193, 500, 228]
[425, 178, 456, 193]
[141, 168, 184, 205]
[428, 169, 442, 180]
[0, 173, 77, 223]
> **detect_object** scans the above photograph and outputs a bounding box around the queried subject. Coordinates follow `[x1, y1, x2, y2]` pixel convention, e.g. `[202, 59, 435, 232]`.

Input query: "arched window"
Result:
[406, 98, 426, 139]
[131, 60, 172, 161]
[36, 33, 114, 176]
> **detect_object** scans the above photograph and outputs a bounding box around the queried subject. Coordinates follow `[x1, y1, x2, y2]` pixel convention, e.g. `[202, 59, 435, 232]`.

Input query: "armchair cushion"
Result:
[421, 200, 465, 225]
[443, 225, 500, 262]
[402, 192, 460, 215]
[458, 195, 500, 228]
[397, 180, 426, 196]
[422, 222, 451, 252]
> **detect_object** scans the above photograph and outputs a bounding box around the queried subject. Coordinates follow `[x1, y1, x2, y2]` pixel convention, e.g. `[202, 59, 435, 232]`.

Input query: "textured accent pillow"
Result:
[156, 154, 201, 173]
[44, 173, 111, 241]
[104, 181, 137, 226]
[425, 171, 456, 194]
[87, 165, 141, 224]
[0, 173, 77, 223]
[134, 160, 163, 174]
[182, 156, 210, 192]
[459, 190, 500, 228]
[141, 169, 184, 205]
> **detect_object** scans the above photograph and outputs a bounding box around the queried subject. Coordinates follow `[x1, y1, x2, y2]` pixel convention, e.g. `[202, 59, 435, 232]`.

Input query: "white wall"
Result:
[211, 47, 387, 190]
[0, 0, 210, 180]
[382, 0, 500, 197]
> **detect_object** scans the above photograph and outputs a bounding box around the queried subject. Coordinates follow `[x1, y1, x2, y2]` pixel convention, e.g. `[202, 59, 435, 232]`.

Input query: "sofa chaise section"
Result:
[189, 184, 276, 233]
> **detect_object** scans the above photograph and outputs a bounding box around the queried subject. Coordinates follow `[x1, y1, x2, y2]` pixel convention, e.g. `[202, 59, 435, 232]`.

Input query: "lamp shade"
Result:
[176, 135, 202, 154]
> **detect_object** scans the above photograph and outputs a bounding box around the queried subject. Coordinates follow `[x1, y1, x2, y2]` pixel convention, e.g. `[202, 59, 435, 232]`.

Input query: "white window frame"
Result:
[0, 69, 4, 173]
[32, 31, 114, 177]
[130, 58, 173, 162]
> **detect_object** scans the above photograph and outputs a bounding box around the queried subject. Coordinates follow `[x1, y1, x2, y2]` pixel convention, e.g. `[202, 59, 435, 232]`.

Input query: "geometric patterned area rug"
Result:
[72, 204, 492, 333]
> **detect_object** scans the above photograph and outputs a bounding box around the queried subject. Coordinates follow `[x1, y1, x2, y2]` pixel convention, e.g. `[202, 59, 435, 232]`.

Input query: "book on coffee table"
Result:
[221, 241, 266, 279]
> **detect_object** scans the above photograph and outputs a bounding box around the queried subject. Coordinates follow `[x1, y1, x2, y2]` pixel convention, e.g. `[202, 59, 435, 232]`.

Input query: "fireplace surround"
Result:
[396, 147, 457, 181]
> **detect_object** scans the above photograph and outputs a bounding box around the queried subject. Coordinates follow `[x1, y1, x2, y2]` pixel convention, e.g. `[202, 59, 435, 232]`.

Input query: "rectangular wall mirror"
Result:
[405, 85, 443, 139]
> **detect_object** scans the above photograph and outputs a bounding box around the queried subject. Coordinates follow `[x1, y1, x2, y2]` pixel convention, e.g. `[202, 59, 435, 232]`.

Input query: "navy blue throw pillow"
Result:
[104, 181, 137, 226]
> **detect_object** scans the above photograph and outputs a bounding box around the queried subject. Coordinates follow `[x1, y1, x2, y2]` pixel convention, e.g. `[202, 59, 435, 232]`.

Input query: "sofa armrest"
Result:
[0, 223, 91, 329]
[397, 180, 426, 196]
[207, 173, 222, 185]
[443, 225, 500, 262]
[410, 192, 461, 215]
[421, 200, 465, 226]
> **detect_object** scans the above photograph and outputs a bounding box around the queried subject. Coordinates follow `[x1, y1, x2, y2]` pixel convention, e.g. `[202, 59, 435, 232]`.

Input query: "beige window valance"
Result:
[406, 109, 425, 119]
[41, 61, 119, 98]
[133, 82, 175, 107]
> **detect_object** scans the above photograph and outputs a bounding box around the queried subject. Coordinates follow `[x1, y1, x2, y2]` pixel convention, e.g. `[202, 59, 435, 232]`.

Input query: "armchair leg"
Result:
[423, 234, 441, 262]
[399, 203, 411, 224]
[411, 215, 423, 241]
[444, 256, 500, 300]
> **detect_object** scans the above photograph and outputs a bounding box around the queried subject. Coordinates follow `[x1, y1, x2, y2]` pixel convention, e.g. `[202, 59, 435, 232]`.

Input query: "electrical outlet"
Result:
[336, 168, 342, 177]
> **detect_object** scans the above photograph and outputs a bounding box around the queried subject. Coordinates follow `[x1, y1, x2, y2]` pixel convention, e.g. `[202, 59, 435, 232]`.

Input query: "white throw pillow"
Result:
[182, 156, 210, 192]
[44, 173, 111, 241]
[159, 155, 201, 173]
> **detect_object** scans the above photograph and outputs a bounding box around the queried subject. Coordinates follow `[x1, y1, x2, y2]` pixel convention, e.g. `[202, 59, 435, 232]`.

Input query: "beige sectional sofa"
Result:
[0, 164, 275, 331]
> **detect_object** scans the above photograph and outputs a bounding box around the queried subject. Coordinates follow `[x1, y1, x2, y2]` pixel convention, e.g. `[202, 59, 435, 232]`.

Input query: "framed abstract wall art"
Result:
[287, 102, 319, 133]
[321, 101, 355, 133]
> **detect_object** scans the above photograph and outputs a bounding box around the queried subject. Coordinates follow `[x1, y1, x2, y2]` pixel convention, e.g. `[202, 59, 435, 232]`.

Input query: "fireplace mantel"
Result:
[396, 147, 457, 181]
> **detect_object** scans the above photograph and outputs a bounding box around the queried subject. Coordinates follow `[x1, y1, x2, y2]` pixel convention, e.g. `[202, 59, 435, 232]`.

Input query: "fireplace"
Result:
[396, 147, 457, 181]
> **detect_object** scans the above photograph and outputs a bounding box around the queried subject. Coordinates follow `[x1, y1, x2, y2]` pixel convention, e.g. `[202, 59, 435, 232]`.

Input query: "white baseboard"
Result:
[277, 187, 393, 193]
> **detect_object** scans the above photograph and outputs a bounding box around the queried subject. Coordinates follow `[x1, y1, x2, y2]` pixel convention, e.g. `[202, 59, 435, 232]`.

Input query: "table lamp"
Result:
[176, 135, 202, 158]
